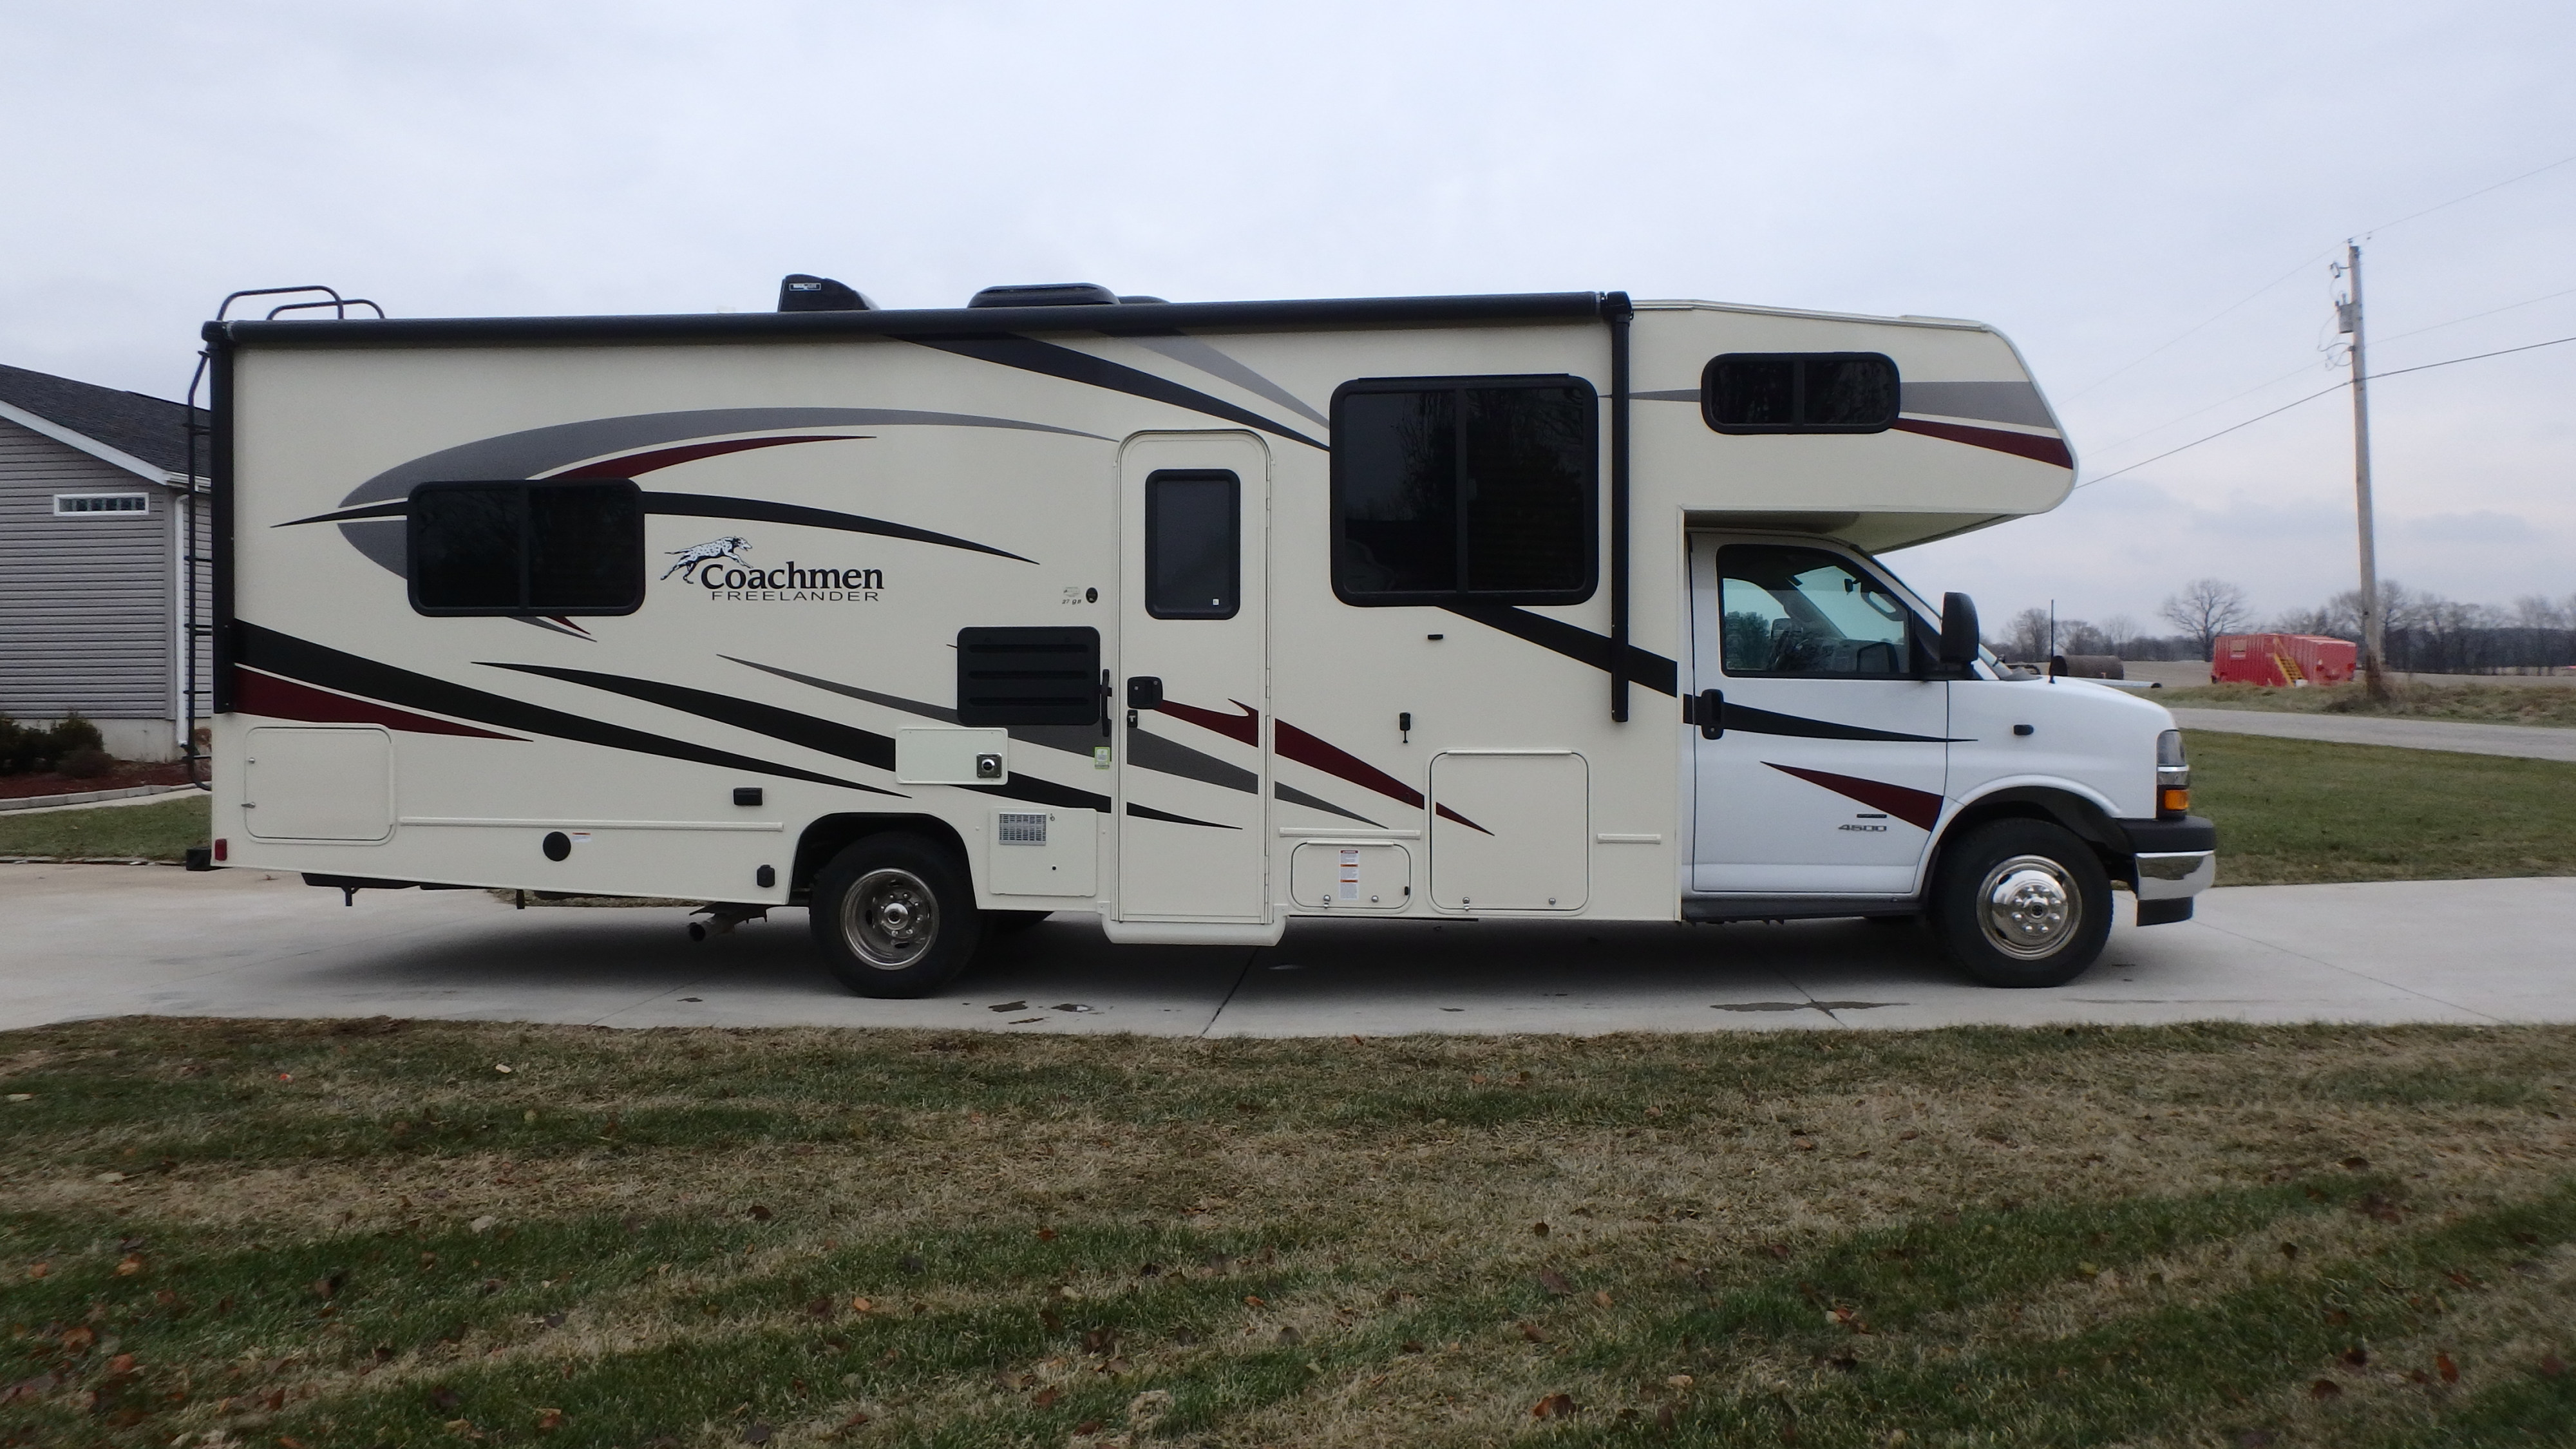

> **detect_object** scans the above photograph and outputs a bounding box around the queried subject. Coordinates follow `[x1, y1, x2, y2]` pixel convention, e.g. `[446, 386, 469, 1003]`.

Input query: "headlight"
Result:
[2156, 729, 2190, 816]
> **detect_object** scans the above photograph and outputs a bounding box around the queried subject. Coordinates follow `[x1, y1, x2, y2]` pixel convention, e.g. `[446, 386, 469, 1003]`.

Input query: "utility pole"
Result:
[2336, 242, 2390, 699]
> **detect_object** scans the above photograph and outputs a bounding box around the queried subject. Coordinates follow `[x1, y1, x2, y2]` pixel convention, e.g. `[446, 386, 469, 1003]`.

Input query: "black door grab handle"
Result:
[1126, 676, 1164, 710]
[1698, 688, 1724, 739]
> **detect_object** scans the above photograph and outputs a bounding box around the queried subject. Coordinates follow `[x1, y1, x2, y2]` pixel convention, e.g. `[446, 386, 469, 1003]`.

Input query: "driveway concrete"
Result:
[5, 864, 2570, 1035]
[2168, 706, 2576, 762]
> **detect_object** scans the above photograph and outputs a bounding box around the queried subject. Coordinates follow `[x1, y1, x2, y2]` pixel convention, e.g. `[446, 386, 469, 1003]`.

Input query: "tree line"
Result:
[1985, 577, 2576, 673]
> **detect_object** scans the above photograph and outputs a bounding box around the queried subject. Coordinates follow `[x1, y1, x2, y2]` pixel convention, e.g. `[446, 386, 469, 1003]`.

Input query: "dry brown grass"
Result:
[3, 1019, 2571, 1446]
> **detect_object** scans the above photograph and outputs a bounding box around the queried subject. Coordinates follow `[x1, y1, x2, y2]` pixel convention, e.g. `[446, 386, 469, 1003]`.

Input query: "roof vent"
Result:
[967, 282, 1119, 308]
[1117, 295, 1169, 305]
[778, 274, 872, 312]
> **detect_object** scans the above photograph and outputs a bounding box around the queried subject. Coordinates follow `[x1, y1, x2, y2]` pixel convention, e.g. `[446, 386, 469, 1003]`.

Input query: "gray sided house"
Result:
[0, 363, 210, 762]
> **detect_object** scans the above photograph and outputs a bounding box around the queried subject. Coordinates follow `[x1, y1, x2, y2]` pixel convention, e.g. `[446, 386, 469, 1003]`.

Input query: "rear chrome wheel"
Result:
[1931, 820, 2111, 988]
[811, 833, 980, 997]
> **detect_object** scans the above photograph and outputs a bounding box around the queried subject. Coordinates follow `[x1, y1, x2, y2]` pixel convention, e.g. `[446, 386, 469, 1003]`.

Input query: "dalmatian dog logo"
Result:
[661, 536, 751, 583]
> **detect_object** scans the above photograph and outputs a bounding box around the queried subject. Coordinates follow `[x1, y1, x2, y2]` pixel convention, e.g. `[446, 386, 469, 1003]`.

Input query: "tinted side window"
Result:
[410, 480, 644, 616]
[1332, 375, 1596, 606]
[1718, 545, 1915, 679]
[1144, 469, 1240, 619]
[1703, 353, 1899, 433]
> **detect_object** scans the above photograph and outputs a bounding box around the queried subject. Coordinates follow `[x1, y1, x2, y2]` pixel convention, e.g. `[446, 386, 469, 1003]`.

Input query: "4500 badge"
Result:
[664, 536, 884, 601]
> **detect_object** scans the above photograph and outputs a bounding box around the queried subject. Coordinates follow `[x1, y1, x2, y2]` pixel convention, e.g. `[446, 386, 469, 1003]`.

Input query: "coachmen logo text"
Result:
[664, 536, 883, 602]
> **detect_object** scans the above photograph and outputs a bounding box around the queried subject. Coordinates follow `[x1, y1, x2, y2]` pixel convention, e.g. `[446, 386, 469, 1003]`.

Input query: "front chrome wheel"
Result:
[1976, 854, 2080, 960]
[840, 866, 940, 970]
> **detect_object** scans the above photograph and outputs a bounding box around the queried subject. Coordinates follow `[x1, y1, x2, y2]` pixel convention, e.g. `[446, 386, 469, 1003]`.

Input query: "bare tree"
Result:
[2099, 614, 2138, 655]
[2159, 578, 2252, 659]
[2272, 605, 2337, 636]
[1998, 607, 2053, 662]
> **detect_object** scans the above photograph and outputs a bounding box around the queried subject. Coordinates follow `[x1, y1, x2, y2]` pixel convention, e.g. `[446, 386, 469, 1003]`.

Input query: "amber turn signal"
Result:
[2160, 788, 2190, 814]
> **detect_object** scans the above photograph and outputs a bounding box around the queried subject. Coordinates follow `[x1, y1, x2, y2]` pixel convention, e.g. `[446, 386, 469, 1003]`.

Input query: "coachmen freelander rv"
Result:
[196, 281, 2214, 996]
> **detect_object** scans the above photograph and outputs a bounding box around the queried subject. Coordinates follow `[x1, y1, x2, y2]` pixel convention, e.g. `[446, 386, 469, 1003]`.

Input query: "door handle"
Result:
[1698, 688, 1724, 739]
[1126, 676, 1164, 710]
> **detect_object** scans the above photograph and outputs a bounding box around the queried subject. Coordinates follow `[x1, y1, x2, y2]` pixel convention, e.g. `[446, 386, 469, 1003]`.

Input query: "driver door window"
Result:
[1719, 545, 1913, 678]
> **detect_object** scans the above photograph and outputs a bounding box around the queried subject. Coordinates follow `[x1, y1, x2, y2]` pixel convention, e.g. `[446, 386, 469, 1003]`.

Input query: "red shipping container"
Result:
[2211, 633, 2358, 686]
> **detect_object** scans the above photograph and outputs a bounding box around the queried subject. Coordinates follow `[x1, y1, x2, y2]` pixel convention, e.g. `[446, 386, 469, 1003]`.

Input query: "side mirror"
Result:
[1938, 592, 1982, 670]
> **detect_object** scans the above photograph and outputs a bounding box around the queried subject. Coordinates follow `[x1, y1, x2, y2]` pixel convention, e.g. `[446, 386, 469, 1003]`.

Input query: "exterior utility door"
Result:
[1687, 536, 1950, 895]
[1115, 433, 1270, 921]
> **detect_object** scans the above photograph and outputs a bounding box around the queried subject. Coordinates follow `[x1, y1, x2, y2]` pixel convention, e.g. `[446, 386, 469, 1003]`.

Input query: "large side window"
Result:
[1718, 545, 1916, 679]
[1144, 469, 1239, 619]
[1703, 353, 1899, 433]
[408, 480, 644, 615]
[1331, 375, 1596, 606]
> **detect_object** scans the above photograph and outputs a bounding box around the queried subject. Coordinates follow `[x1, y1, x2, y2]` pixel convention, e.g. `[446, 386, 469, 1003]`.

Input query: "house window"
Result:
[1331, 375, 1596, 606]
[1144, 469, 1239, 620]
[408, 480, 644, 615]
[55, 493, 150, 515]
[1702, 353, 1900, 433]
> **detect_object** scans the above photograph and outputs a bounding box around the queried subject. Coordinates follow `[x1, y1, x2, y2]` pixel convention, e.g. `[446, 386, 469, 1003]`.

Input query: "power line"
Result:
[2074, 330, 2576, 490]
[2360, 149, 2576, 236]
[2372, 282, 2576, 346]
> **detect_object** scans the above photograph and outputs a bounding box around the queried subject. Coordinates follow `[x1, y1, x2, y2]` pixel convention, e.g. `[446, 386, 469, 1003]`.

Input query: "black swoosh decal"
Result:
[1126, 802, 1239, 830]
[906, 333, 1327, 450]
[1439, 603, 1679, 696]
[233, 623, 898, 795]
[1721, 701, 1964, 744]
[277, 491, 1034, 565]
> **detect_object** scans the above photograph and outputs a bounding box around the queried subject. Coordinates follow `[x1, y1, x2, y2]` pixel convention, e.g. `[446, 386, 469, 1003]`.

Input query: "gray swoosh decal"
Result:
[1275, 782, 1379, 826]
[333, 407, 1111, 509]
[1124, 334, 1328, 426]
[1900, 381, 2054, 430]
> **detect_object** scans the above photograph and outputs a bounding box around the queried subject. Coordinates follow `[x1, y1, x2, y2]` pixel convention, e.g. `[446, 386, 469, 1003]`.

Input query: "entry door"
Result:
[1688, 536, 1949, 895]
[1116, 432, 1270, 920]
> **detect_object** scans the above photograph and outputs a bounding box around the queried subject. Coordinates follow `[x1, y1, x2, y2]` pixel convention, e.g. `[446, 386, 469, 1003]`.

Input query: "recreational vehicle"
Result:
[196, 281, 2215, 995]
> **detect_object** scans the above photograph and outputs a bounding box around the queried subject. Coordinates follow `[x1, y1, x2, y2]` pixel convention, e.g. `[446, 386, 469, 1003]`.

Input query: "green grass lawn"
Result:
[0, 793, 207, 862]
[2186, 730, 2576, 886]
[2162, 680, 2576, 728]
[2, 1019, 2570, 1447]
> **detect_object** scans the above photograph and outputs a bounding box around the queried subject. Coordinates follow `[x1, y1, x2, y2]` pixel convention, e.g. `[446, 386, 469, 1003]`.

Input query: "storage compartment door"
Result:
[1428, 752, 1587, 911]
[242, 726, 393, 841]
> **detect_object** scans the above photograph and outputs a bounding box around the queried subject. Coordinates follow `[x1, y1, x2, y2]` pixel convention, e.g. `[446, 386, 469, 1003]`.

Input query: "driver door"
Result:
[1688, 537, 1951, 896]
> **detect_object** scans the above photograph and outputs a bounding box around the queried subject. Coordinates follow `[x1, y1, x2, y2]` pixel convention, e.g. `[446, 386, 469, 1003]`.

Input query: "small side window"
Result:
[408, 480, 643, 615]
[1144, 469, 1239, 619]
[1703, 353, 1899, 434]
[54, 493, 151, 515]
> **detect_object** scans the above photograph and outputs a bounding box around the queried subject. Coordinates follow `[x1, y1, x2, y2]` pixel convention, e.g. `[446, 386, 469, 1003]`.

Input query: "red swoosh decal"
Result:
[1156, 697, 1260, 747]
[1274, 721, 1490, 835]
[234, 667, 523, 740]
[547, 435, 863, 479]
[1891, 418, 2072, 469]
[1765, 762, 1943, 831]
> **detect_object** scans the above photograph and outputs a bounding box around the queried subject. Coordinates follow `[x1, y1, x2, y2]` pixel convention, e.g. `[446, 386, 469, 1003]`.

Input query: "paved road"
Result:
[5, 864, 2568, 1035]
[2168, 706, 2576, 762]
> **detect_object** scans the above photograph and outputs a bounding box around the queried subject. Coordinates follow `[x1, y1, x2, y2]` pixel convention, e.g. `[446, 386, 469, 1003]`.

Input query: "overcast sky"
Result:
[7, 1, 2571, 629]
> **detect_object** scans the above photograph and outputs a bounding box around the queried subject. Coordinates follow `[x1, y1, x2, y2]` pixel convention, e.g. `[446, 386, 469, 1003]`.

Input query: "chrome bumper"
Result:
[2134, 849, 2216, 900]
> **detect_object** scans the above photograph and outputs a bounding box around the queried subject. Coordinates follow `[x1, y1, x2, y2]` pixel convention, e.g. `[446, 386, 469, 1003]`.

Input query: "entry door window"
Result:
[1144, 469, 1239, 619]
[1718, 545, 1913, 679]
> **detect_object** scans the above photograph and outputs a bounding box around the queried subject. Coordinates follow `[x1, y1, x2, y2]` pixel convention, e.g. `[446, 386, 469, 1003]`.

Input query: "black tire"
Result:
[809, 833, 982, 998]
[1928, 819, 2112, 988]
[984, 910, 1052, 936]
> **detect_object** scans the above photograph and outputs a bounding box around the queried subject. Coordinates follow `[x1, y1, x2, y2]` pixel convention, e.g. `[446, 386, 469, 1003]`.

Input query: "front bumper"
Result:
[2118, 815, 2216, 923]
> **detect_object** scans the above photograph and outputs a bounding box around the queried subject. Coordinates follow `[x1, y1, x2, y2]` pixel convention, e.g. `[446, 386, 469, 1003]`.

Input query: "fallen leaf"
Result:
[1594, 1289, 1615, 1308]
[494, 1064, 513, 1074]
[1036, 1227, 1057, 1241]
[116, 1254, 144, 1275]
[806, 1296, 833, 1318]
[2341, 1155, 2369, 1169]
[1537, 1271, 1574, 1295]
[1532, 1221, 1549, 1237]
[1033, 1387, 1061, 1408]
[1531, 1392, 1577, 1418]
[1659, 1403, 1677, 1429]
[989, 1001, 1028, 1012]
[2438, 1351, 2459, 1384]
[1075, 1422, 1102, 1435]
[1244, 1294, 1264, 1307]
[279, 1436, 310, 1448]
[2279, 1242, 2300, 1262]
[748, 1205, 773, 1222]
[2309, 1378, 2342, 1399]
[97, 1171, 128, 1184]
[2342, 1347, 2368, 1367]
[1276, 1325, 1301, 1346]
[1086, 1327, 1121, 1354]
[1667, 1374, 1694, 1388]
[2539, 1354, 2565, 1378]
[535, 1407, 565, 1431]
[850, 1296, 872, 1313]
[2237, 1433, 2274, 1448]
[1519, 1321, 1548, 1343]
[469, 1216, 498, 1234]
[744, 1423, 774, 1444]
[61, 1325, 94, 1350]
[24, 1263, 46, 1279]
